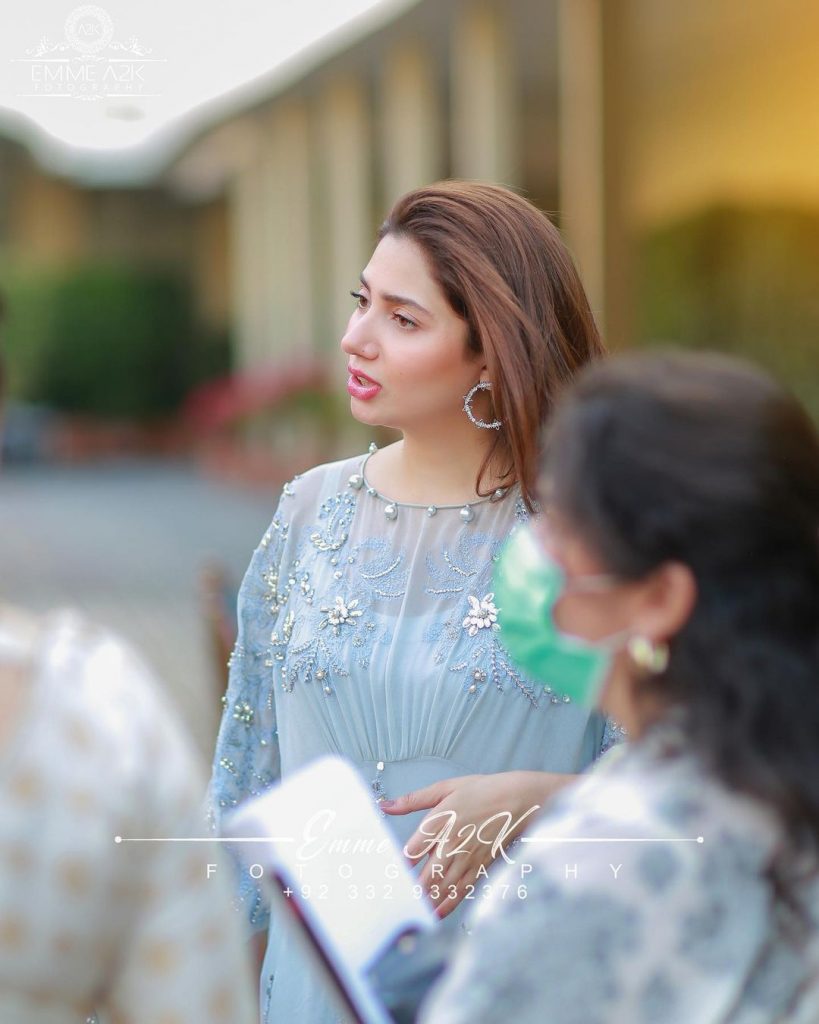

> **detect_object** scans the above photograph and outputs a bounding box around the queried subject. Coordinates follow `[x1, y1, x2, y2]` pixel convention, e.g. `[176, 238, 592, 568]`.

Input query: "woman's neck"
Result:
[600, 674, 671, 742]
[366, 428, 509, 506]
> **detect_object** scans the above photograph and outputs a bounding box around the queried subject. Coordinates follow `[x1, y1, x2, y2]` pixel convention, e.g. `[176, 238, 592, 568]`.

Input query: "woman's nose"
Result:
[340, 313, 378, 360]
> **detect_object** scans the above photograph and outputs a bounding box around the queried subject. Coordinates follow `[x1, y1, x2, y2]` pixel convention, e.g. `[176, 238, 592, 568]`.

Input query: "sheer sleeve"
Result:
[209, 494, 290, 931]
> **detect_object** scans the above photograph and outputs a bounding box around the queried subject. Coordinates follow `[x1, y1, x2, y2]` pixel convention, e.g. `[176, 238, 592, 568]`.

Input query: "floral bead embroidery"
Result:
[462, 593, 500, 636]
[420, 526, 558, 706]
[319, 596, 364, 634]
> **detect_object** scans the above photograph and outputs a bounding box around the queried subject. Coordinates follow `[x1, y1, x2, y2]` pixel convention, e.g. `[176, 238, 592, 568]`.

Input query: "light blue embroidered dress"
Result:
[210, 451, 618, 1023]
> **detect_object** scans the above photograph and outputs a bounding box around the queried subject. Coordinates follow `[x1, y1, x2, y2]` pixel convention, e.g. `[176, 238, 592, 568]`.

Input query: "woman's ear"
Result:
[632, 561, 697, 645]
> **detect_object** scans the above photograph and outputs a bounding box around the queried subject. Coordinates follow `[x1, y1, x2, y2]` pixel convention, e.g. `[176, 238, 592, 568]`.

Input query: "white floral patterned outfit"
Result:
[210, 452, 621, 1024]
[0, 612, 256, 1024]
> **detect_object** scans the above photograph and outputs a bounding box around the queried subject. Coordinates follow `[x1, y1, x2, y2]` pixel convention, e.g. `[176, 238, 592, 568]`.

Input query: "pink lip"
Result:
[347, 366, 382, 401]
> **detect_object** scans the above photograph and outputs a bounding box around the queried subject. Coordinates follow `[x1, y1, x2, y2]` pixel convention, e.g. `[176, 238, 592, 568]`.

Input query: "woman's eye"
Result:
[349, 290, 415, 328]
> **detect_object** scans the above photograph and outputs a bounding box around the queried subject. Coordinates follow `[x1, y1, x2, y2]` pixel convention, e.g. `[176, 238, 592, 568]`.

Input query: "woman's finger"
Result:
[380, 780, 455, 815]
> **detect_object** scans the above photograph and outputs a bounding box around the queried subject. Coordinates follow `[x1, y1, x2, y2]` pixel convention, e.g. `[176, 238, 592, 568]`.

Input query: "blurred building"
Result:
[164, 0, 819, 386]
[0, 135, 218, 331]
[1, 0, 818, 410]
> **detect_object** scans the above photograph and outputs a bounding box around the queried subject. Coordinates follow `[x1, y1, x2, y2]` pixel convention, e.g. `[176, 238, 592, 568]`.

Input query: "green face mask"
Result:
[492, 525, 616, 706]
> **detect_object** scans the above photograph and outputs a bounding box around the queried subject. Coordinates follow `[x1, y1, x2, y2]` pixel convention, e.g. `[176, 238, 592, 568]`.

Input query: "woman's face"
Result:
[340, 233, 484, 433]
[531, 507, 695, 730]
[533, 511, 637, 647]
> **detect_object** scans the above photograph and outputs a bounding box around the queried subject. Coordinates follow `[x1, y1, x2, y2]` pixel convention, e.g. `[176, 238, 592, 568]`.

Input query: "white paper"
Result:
[225, 756, 438, 1024]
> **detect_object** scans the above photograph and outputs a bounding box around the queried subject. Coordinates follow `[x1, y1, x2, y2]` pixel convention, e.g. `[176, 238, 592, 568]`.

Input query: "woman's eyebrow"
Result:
[359, 272, 432, 317]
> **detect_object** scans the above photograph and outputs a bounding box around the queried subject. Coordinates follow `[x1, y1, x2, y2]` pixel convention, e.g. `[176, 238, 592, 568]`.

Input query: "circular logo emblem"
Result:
[64, 5, 114, 55]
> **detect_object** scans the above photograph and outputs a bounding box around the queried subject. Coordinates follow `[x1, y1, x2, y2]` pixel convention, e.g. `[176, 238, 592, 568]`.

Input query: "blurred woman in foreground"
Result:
[0, 302, 256, 1022]
[421, 350, 819, 1023]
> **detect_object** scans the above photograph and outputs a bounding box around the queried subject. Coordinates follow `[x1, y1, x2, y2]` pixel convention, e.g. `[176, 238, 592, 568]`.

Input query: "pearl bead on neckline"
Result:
[347, 442, 508, 524]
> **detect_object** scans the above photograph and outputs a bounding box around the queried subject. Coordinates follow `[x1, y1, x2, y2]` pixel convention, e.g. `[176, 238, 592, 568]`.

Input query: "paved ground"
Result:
[0, 457, 278, 758]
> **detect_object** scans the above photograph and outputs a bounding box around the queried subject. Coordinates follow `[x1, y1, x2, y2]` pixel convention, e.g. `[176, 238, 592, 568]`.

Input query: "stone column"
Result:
[261, 97, 315, 358]
[317, 73, 373, 369]
[450, 1, 519, 184]
[229, 133, 268, 372]
[379, 41, 443, 206]
[558, 0, 633, 348]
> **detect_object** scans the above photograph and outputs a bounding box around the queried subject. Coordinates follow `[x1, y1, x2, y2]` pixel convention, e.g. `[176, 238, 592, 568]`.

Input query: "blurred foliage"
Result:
[0, 264, 231, 418]
[637, 205, 819, 422]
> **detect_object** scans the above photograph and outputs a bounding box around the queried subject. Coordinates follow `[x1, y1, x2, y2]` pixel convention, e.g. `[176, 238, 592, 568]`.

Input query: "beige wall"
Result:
[629, 0, 819, 227]
[10, 168, 89, 268]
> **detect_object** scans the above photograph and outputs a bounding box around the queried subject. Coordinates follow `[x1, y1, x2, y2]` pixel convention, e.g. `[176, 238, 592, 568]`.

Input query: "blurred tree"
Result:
[0, 264, 227, 418]
[637, 206, 819, 422]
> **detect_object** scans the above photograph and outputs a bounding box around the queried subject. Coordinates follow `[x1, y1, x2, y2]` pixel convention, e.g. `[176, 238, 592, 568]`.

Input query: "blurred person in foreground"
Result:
[0, 298, 257, 1022]
[416, 350, 819, 1023]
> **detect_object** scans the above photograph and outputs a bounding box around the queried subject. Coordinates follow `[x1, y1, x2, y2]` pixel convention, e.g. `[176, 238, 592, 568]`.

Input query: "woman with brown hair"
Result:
[209, 180, 616, 1024]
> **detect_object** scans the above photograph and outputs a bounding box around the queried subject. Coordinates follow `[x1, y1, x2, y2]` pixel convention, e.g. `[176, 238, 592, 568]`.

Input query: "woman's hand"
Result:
[380, 771, 576, 919]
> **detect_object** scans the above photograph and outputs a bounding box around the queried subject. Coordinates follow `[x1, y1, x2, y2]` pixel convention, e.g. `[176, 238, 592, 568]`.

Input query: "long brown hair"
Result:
[378, 181, 604, 510]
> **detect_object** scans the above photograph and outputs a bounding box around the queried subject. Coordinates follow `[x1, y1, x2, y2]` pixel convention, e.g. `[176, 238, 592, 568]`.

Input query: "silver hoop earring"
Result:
[463, 381, 502, 430]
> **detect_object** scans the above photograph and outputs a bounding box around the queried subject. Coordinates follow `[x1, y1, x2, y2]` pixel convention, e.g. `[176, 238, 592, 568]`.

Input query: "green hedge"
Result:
[637, 205, 819, 422]
[1, 264, 229, 418]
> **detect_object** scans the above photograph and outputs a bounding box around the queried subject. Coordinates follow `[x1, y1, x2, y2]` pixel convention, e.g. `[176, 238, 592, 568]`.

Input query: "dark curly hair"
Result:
[543, 350, 819, 876]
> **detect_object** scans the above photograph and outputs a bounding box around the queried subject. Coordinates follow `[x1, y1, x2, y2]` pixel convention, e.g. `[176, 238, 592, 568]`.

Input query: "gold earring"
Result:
[627, 635, 669, 675]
